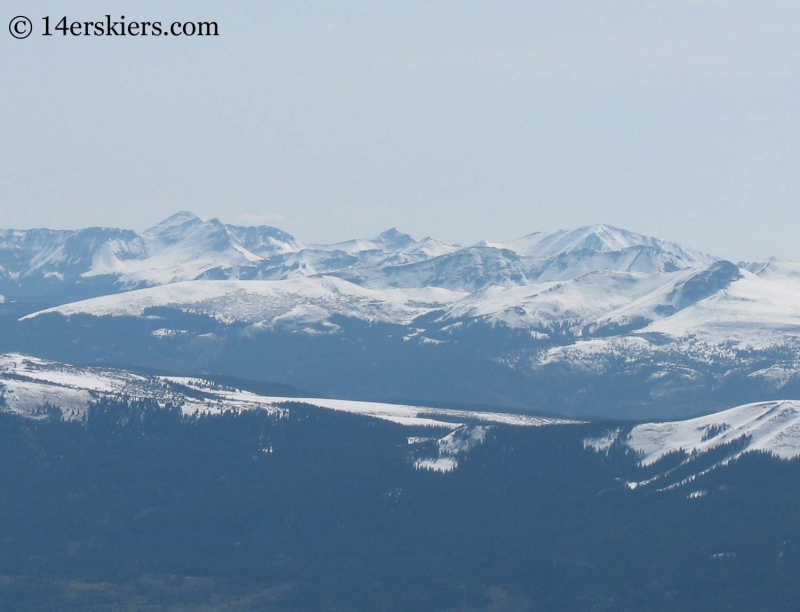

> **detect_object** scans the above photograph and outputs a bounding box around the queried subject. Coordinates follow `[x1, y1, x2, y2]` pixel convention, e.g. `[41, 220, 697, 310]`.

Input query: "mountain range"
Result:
[0, 211, 714, 298]
[3, 212, 800, 418]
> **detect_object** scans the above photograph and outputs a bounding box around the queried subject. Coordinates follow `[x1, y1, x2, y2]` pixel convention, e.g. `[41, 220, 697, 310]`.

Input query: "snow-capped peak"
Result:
[145, 210, 203, 231]
[377, 227, 414, 246]
[488, 223, 714, 265]
[319, 228, 425, 256]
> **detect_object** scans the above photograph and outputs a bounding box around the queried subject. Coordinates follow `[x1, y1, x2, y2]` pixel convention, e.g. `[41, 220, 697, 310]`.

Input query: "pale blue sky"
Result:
[2, 1, 799, 261]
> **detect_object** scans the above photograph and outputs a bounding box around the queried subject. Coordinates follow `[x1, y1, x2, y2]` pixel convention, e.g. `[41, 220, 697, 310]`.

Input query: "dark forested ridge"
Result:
[1, 399, 799, 611]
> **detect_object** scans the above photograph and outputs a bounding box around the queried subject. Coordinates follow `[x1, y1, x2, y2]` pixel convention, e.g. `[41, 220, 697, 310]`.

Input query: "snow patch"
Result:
[414, 457, 458, 473]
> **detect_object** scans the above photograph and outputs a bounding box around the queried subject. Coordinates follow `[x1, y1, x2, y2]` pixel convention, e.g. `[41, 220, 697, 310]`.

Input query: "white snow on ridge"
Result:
[743, 258, 800, 282]
[0, 379, 95, 420]
[23, 277, 466, 327]
[583, 400, 800, 472]
[164, 377, 580, 429]
[539, 336, 655, 370]
[263, 396, 579, 428]
[642, 271, 800, 347]
[81, 238, 147, 278]
[625, 400, 800, 466]
[441, 269, 693, 331]
[486, 224, 714, 265]
[0, 355, 580, 431]
[0, 353, 145, 394]
[748, 364, 800, 390]
[0, 354, 288, 420]
[314, 228, 458, 259]
[582, 400, 800, 491]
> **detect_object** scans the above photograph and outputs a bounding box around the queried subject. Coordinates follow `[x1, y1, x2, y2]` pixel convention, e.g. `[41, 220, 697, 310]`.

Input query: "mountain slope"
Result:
[586, 400, 800, 491]
[23, 277, 465, 330]
[641, 267, 800, 347]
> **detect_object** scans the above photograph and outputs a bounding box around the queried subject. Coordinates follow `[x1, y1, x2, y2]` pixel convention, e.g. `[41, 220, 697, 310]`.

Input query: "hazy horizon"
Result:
[4, 1, 799, 262]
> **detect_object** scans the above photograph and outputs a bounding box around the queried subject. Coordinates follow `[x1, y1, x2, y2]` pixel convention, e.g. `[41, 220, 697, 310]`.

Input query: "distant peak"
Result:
[485, 223, 715, 267]
[545, 223, 655, 251]
[378, 227, 408, 239]
[163, 211, 203, 224]
[572, 223, 628, 236]
[144, 211, 204, 236]
[377, 227, 415, 246]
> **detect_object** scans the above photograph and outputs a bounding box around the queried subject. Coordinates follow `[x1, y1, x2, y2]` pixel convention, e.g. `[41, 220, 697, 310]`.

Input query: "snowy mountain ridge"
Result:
[586, 400, 800, 491]
[0, 213, 714, 299]
[0, 353, 575, 428]
[27, 257, 800, 350]
[5, 212, 742, 341]
[23, 277, 465, 331]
